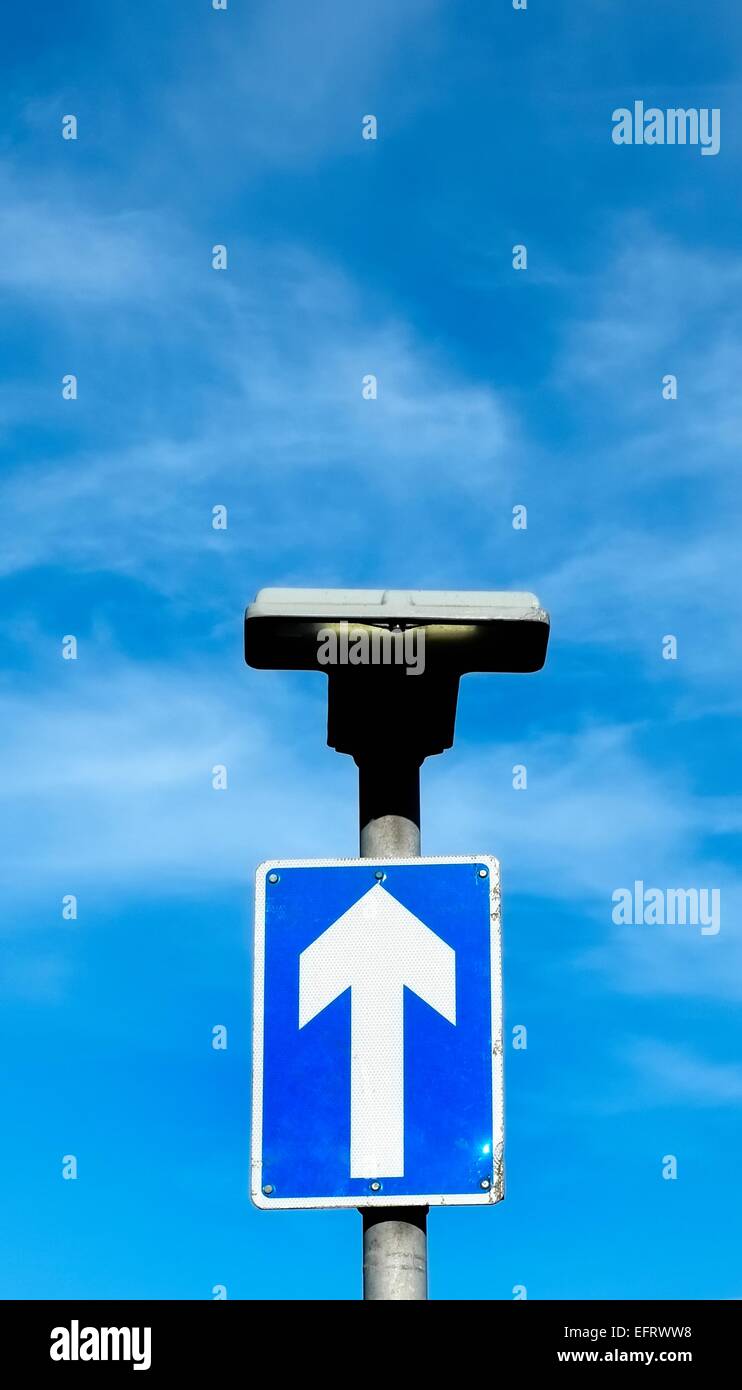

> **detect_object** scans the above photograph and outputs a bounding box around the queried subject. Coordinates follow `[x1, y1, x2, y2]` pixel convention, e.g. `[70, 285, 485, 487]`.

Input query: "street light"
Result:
[246, 585, 548, 750]
[244, 586, 550, 1299]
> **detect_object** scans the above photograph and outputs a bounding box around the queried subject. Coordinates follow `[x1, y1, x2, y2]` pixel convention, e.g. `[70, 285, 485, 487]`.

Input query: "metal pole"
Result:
[358, 757, 428, 1301]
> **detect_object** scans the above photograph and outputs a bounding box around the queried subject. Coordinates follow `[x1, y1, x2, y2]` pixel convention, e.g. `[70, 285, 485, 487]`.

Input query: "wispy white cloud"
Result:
[2, 134, 740, 1020]
[6, 663, 738, 1007]
[558, 222, 742, 401]
[621, 1039, 742, 1107]
[0, 164, 172, 304]
[0, 168, 512, 593]
[428, 723, 720, 896]
[427, 723, 742, 1000]
[164, 0, 445, 169]
[520, 224, 742, 684]
[0, 657, 352, 899]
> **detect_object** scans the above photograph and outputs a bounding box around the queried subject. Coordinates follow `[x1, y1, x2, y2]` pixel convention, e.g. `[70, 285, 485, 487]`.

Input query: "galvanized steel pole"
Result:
[358, 757, 428, 1301]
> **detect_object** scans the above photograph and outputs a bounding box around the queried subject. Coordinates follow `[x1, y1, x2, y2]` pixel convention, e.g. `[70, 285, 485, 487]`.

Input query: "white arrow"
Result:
[299, 883, 456, 1179]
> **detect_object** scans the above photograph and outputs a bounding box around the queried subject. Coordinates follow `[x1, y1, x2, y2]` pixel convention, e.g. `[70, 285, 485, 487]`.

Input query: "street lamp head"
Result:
[245, 587, 550, 764]
[244, 587, 549, 674]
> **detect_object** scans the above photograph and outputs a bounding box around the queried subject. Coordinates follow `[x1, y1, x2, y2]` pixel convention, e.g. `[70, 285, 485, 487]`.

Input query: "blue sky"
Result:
[1, 0, 741, 1299]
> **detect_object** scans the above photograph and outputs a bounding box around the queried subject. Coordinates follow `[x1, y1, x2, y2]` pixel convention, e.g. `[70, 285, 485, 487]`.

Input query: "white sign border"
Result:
[251, 854, 503, 1210]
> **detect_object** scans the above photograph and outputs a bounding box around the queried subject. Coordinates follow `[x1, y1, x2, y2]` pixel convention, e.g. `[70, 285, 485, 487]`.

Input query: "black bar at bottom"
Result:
[7, 1298, 737, 1376]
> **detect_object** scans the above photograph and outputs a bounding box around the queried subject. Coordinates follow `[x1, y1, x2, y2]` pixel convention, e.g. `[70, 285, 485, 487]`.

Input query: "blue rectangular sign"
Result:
[251, 855, 502, 1209]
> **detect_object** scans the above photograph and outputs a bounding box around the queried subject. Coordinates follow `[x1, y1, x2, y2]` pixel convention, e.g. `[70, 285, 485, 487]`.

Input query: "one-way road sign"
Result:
[251, 855, 502, 1209]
